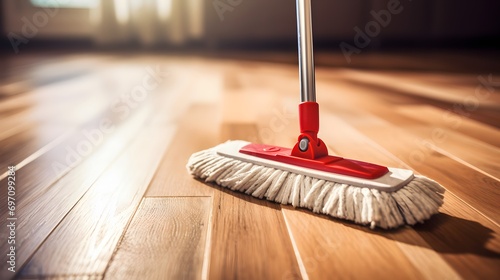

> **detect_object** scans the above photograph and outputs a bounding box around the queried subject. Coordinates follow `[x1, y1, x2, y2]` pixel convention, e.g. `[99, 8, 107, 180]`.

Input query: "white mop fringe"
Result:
[187, 143, 445, 229]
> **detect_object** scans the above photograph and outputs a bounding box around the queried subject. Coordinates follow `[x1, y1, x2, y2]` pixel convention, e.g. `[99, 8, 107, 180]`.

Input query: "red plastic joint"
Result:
[298, 101, 320, 140]
[291, 102, 328, 159]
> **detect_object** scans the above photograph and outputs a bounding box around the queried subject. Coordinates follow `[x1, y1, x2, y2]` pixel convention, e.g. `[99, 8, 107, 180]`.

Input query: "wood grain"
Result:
[0, 125, 67, 171]
[0, 51, 498, 280]
[319, 112, 500, 279]
[283, 208, 428, 280]
[339, 69, 500, 108]
[312, 79, 500, 226]
[209, 189, 302, 280]
[145, 104, 219, 197]
[19, 126, 175, 277]
[409, 125, 500, 180]
[105, 197, 211, 280]
[331, 107, 500, 226]
[209, 94, 302, 279]
[337, 84, 500, 181]
[0, 107, 153, 280]
[396, 105, 500, 148]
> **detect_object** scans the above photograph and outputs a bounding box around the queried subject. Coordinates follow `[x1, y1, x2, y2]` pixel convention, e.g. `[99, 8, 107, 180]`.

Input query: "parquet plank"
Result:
[1, 57, 188, 279]
[209, 189, 302, 280]
[145, 65, 223, 196]
[145, 104, 218, 197]
[283, 209, 429, 280]
[326, 104, 500, 221]
[0, 81, 103, 142]
[320, 112, 500, 279]
[325, 71, 500, 128]
[0, 60, 149, 127]
[396, 105, 500, 148]
[0, 61, 160, 178]
[19, 126, 174, 277]
[338, 69, 500, 107]
[327, 82, 500, 180]
[105, 197, 211, 280]
[209, 101, 302, 279]
[0, 108, 151, 279]
[317, 81, 500, 225]
[416, 198, 500, 280]
[0, 125, 68, 172]
[409, 125, 500, 180]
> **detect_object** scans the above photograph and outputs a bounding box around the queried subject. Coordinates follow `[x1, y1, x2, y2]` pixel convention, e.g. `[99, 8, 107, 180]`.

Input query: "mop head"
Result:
[187, 140, 445, 229]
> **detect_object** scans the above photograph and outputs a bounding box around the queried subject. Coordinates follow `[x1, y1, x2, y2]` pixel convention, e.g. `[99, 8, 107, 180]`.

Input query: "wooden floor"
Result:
[0, 50, 499, 279]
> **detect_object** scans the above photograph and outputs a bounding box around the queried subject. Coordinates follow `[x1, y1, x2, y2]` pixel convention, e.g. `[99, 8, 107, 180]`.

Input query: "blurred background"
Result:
[1, 0, 499, 54]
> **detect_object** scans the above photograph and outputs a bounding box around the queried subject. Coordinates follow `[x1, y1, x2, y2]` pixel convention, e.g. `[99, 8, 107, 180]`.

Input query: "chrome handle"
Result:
[296, 0, 316, 102]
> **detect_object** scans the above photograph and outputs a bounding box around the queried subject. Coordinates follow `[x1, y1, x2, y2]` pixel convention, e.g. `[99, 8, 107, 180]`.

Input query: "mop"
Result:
[187, 0, 444, 229]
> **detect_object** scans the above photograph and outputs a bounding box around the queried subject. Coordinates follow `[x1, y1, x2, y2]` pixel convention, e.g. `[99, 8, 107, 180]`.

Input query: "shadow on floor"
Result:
[206, 180, 500, 259]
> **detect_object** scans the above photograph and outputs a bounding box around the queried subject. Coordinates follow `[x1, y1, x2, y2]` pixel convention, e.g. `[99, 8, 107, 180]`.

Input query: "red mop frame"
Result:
[240, 102, 390, 180]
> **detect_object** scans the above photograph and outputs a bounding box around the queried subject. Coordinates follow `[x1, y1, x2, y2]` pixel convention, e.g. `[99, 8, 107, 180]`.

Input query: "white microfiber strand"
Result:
[187, 143, 445, 229]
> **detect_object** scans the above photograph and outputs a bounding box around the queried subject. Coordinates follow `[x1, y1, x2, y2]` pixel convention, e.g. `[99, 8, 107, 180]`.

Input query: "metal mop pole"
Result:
[296, 0, 316, 102]
[294, 0, 327, 155]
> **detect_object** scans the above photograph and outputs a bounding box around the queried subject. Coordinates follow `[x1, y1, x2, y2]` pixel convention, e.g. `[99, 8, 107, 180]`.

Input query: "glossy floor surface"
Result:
[0, 50, 499, 279]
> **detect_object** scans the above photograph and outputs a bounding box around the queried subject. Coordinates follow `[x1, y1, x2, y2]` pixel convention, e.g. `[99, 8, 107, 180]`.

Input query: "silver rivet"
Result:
[299, 138, 309, 152]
